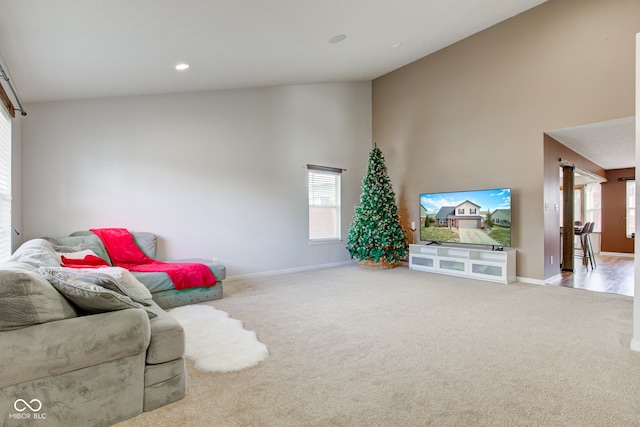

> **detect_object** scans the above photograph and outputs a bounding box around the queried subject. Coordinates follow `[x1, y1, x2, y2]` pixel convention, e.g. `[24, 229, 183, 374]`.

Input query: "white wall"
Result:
[21, 82, 372, 276]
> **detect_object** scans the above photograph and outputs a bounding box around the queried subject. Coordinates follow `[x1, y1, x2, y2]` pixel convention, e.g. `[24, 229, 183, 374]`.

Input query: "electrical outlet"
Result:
[213, 257, 219, 264]
[550, 255, 553, 265]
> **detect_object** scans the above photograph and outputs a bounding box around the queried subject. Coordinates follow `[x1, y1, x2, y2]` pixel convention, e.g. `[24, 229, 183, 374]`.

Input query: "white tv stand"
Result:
[409, 244, 516, 284]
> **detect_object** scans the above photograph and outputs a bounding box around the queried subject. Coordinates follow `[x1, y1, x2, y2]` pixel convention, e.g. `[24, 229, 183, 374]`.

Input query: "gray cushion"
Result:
[69, 230, 157, 259]
[39, 267, 156, 318]
[143, 357, 186, 411]
[85, 266, 153, 301]
[145, 301, 185, 364]
[46, 234, 112, 265]
[131, 232, 158, 259]
[151, 285, 223, 309]
[132, 259, 225, 293]
[131, 271, 174, 293]
[8, 238, 61, 269]
[41, 267, 152, 304]
[0, 262, 78, 331]
[0, 308, 150, 388]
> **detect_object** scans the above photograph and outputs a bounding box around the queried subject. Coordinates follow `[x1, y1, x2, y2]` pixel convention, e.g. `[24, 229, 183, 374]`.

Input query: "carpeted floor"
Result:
[115, 264, 640, 426]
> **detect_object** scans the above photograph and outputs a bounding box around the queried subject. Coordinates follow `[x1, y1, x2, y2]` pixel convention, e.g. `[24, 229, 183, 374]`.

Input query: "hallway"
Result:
[548, 254, 634, 296]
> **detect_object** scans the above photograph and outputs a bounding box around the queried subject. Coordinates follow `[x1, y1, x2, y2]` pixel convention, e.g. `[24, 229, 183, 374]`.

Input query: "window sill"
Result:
[309, 239, 342, 246]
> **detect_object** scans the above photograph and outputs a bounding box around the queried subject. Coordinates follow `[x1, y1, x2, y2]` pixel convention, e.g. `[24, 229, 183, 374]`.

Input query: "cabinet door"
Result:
[410, 255, 436, 271]
[469, 261, 505, 282]
[437, 258, 468, 274]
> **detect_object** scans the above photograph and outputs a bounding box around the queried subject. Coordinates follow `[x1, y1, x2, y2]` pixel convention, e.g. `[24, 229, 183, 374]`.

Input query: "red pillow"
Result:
[61, 254, 110, 268]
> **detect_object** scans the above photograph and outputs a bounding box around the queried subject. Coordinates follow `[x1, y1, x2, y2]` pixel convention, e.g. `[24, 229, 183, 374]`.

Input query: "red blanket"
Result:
[90, 228, 216, 290]
[61, 254, 111, 268]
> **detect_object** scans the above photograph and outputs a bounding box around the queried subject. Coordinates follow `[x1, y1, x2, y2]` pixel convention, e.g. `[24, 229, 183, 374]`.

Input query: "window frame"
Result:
[307, 165, 342, 244]
[583, 182, 601, 232]
[626, 180, 635, 238]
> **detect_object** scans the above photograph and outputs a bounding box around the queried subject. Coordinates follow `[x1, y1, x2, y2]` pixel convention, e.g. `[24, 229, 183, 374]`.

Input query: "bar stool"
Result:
[574, 221, 593, 269]
[583, 222, 596, 269]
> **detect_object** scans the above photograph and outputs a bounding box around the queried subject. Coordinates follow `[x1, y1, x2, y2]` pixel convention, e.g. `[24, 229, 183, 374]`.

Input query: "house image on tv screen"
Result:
[434, 200, 483, 229]
[419, 188, 512, 246]
[490, 209, 511, 227]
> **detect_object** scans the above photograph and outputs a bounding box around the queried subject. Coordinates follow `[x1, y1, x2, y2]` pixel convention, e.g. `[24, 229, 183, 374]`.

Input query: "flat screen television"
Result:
[419, 188, 511, 247]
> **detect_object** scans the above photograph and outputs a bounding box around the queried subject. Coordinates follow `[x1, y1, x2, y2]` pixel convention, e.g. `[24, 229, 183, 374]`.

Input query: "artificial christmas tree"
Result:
[346, 145, 408, 269]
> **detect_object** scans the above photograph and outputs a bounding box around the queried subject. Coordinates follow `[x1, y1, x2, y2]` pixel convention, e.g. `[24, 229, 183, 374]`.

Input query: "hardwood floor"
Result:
[548, 254, 634, 297]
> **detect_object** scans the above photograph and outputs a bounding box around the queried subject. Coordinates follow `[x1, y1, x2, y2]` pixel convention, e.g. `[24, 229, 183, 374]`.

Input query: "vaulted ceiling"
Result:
[547, 117, 635, 171]
[0, 0, 547, 103]
[0, 1, 633, 170]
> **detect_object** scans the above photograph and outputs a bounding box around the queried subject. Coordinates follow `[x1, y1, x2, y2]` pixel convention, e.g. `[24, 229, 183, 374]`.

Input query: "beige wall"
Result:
[372, 0, 640, 281]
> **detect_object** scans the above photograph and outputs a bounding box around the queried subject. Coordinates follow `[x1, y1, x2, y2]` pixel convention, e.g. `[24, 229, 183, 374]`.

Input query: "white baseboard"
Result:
[630, 338, 640, 352]
[227, 264, 548, 286]
[225, 260, 354, 282]
[543, 274, 562, 285]
[517, 276, 546, 285]
[600, 251, 634, 258]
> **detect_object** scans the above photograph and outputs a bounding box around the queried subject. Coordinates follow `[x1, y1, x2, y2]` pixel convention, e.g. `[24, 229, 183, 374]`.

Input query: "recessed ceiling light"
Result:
[329, 34, 346, 44]
[175, 63, 190, 71]
[392, 43, 403, 48]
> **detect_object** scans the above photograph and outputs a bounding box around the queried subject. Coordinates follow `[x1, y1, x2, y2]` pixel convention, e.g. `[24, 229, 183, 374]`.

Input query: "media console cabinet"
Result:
[409, 244, 516, 284]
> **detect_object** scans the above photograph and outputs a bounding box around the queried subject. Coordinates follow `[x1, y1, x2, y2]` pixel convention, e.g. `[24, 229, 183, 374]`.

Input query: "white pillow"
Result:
[77, 267, 153, 301]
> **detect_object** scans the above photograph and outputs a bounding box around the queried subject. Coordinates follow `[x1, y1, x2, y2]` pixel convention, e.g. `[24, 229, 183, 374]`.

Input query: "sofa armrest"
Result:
[0, 308, 151, 388]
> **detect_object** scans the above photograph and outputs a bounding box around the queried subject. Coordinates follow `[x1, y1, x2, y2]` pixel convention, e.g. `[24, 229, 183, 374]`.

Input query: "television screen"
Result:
[419, 188, 511, 247]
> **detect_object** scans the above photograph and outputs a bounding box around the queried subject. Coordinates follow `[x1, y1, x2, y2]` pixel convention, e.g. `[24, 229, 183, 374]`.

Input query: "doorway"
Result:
[553, 166, 634, 296]
[559, 166, 602, 270]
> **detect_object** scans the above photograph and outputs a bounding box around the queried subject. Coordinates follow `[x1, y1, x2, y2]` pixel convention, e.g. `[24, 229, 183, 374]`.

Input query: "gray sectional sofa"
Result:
[0, 232, 225, 426]
[53, 230, 225, 309]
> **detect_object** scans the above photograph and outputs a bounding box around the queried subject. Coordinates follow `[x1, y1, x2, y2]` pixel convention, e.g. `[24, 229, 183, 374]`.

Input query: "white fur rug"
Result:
[168, 304, 269, 373]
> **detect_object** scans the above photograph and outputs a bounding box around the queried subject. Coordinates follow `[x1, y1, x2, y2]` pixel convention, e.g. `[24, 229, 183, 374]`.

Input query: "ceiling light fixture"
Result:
[175, 63, 190, 71]
[329, 34, 346, 44]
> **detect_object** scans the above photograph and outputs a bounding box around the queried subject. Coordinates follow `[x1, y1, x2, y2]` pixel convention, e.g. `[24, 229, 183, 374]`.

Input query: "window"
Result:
[573, 187, 582, 224]
[457, 208, 464, 214]
[559, 182, 602, 232]
[0, 106, 11, 258]
[584, 182, 601, 232]
[308, 166, 341, 242]
[626, 180, 635, 238]
[470, 208, 477, 214]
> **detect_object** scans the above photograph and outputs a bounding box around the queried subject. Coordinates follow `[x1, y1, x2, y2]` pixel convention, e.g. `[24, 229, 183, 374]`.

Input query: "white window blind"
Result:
[308, 166, 342, 242]
[0, 106, 11, 259]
